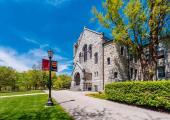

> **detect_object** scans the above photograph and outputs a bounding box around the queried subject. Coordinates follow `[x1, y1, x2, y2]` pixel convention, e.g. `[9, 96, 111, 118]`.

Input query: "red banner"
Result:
[42, 59, 58, 72]
[42, 59, 50, 71]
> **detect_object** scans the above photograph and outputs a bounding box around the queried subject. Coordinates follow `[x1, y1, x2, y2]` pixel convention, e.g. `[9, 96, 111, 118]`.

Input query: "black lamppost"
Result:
[46, 49, 54, 106]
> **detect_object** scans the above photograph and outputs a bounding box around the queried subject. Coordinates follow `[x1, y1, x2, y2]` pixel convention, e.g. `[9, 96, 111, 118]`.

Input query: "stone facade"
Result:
[71, 27, 170, 91]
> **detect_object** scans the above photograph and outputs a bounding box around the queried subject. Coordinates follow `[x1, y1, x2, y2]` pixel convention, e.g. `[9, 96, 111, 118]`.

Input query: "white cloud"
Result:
[0, 47, 72, 73]
[0, 47, 30, 72]
[46, 0, 71, 6]
[24, 37, 40, 45]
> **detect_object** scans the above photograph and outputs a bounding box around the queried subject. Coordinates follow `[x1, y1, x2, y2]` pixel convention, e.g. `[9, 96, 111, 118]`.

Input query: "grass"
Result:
[0, 90, 43, 96]
[0, 93, 73, 120]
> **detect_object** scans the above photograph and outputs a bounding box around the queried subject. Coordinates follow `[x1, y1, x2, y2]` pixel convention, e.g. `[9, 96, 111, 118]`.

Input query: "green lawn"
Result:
[0, 90, 43, 96]
[0, 93, 73, 120]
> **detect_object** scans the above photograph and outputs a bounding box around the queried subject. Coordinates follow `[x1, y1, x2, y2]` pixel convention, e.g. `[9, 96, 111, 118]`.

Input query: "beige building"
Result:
[71, 27, 170, 91]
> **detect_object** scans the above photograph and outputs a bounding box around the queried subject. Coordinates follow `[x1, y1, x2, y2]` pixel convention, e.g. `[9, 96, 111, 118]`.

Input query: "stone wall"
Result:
[103, 42, 128, 85]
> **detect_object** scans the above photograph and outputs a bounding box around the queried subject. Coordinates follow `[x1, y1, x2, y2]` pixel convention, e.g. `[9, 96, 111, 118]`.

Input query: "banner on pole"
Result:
[51, 61, 57, 72]
[42, 59, 58, 72]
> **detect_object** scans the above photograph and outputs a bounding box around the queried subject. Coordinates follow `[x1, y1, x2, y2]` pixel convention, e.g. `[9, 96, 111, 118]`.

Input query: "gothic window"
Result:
[89, 44, 92, 59]
[121, 47, 124, 55]
[83, 44, 87, 62]
[79, 52, 82, 63]
[107, 57, 110, 65]
[94, 52, 98, 64]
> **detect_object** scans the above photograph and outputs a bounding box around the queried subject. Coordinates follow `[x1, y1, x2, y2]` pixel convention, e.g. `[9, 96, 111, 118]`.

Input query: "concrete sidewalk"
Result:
[47, 90, 170, 120]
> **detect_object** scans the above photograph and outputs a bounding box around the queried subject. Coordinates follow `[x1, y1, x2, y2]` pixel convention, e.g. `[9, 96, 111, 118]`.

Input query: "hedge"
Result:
[105, 81, 170, 111]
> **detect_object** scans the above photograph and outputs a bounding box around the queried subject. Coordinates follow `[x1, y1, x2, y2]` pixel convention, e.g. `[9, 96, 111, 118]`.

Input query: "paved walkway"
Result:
[47, 90, 170, 120]
[0, 93, 46, 98]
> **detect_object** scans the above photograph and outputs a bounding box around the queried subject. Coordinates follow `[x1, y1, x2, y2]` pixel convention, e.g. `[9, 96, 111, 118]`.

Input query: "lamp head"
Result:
[48, 49, 53, 58]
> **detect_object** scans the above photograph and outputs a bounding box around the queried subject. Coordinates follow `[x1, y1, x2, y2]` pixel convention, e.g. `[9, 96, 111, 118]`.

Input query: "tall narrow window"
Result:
[79, 52, 81, 63]
[89, 44, 92, 59]
[130, 68, 133, 79]
[83, 44, 87, 62]
[134, 69, 137, 80]
[121, 47, 124, 55]
[94, 52, 98, 64]
[107, 57, 110, 65]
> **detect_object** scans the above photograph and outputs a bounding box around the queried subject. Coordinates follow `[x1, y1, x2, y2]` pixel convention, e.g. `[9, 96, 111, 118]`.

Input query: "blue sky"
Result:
[0, 0, 107, 74]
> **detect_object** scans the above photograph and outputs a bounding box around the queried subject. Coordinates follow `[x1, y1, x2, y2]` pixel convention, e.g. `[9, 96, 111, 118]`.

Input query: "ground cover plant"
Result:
[0, 93, 73, 120]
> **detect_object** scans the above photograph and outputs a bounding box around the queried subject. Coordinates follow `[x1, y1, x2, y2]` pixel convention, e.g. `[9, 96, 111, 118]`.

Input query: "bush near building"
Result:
[105, 81, 170, 111]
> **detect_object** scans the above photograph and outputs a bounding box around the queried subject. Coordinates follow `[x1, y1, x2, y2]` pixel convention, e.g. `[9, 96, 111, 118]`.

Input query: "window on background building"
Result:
[129, 54, 133, 61]
[158, 67, 165, 78]
[120, 47, 124, 55]
[89, 44, 92, 59]
[83, 44, 87, 62]
[134, 57, 137, 63]
[130, 68, 133, 79]
[107, 57, 110, 65]
[134, 69, 137, 80]
[94, 52, 98, 64]
[114, 72, 118, 78]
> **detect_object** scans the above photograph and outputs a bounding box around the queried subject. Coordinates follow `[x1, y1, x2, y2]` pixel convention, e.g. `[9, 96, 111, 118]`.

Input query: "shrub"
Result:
[105, 81, 170, 111]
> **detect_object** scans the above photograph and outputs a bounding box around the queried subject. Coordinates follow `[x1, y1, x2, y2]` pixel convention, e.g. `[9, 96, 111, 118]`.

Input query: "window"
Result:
[114, 72, 118, 78]
[130, 68, 133, 79]
[121, 47, 124, 55]
[94, 52, 98, 64]
[107, 57, 110, 65]
[94, 71, 98, 77]
[79, 52, 81, 63]
[134, 57, 137, 63]
[158, 67, 165, 78]
[89, 45, 92, 59]
[129, 54, 133, 61]
[83, 44, 87, 62]
[134, 69, 137, 80]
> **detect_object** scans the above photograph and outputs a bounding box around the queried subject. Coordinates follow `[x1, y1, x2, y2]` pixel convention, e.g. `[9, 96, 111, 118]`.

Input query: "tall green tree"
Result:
[93, 0, 169, 80]
[0, 67, 17, 91]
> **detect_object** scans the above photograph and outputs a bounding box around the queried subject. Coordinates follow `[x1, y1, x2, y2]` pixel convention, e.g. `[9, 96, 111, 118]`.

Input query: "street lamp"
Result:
[46, 49, 54, 106]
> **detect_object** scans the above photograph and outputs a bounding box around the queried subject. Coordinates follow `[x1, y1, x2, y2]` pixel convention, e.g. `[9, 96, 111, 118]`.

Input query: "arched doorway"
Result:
[74, 72, 80, 86]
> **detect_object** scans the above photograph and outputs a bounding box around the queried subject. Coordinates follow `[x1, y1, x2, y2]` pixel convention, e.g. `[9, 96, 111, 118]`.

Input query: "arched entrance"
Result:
[74, 72, 80, 86]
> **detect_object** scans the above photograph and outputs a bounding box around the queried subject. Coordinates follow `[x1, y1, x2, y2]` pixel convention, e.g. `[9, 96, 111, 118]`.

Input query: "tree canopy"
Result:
[93, 0, 170, 80]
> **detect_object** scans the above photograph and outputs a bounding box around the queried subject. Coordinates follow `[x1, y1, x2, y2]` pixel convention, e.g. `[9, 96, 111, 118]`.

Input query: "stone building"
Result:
[71, 27, 170, 91]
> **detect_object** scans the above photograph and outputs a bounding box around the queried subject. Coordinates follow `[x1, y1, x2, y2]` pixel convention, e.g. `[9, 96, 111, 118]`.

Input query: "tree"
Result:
[53, 74, 71, 90]
[93, 0, 169, 80]
[0, 66, 17, 91]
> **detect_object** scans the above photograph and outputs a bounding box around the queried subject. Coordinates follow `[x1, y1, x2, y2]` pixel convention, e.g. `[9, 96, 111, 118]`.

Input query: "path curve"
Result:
[47, 90, 170, 120]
